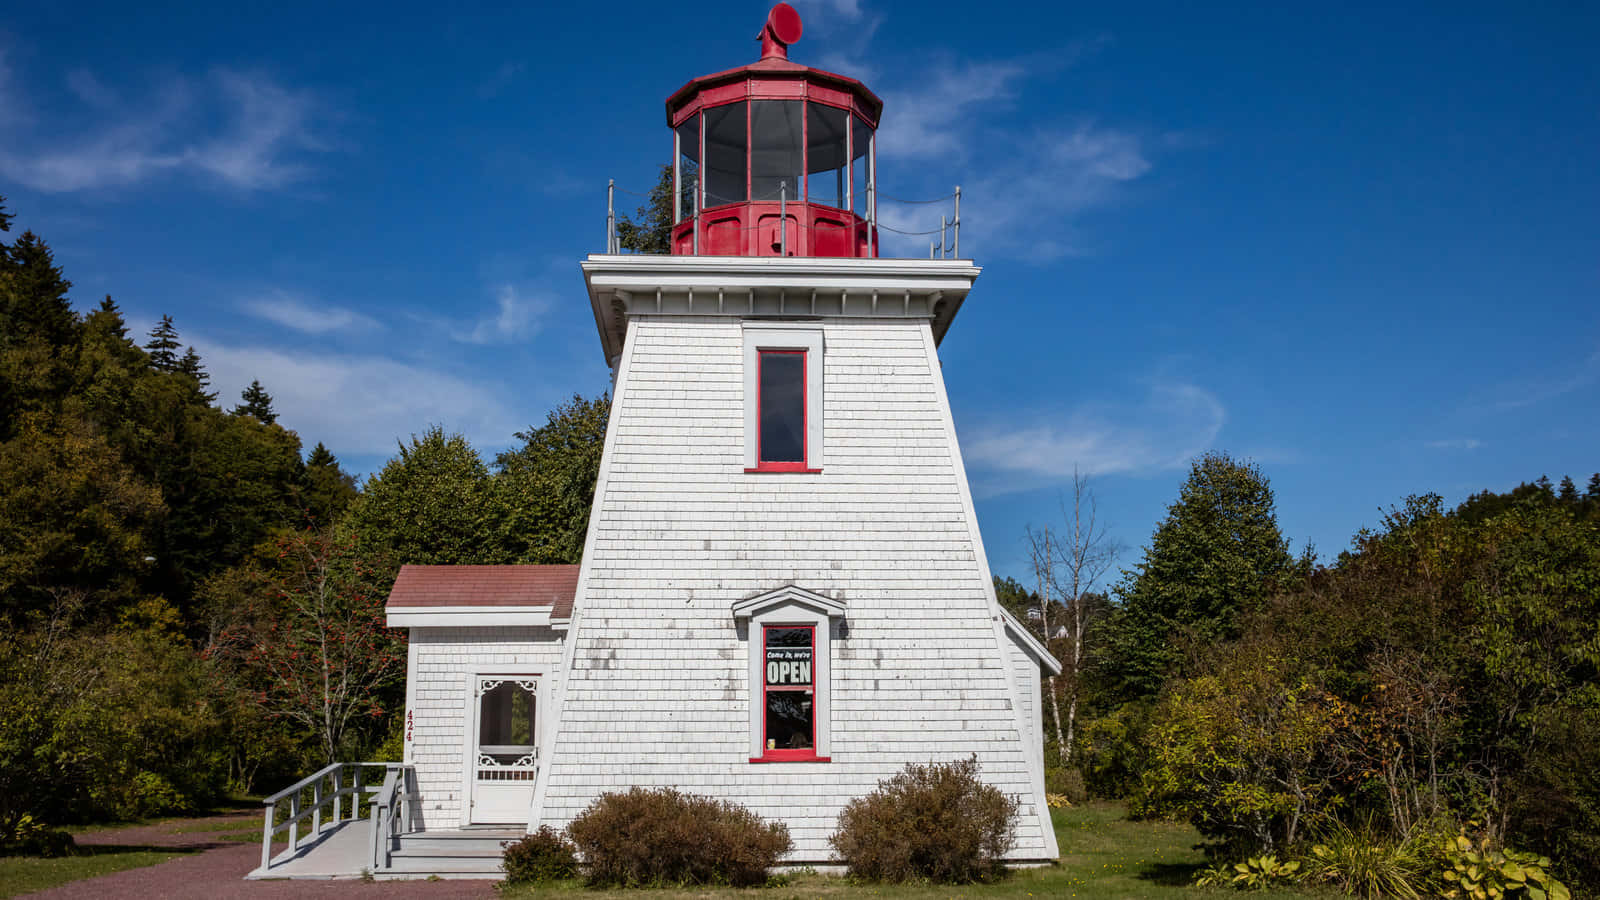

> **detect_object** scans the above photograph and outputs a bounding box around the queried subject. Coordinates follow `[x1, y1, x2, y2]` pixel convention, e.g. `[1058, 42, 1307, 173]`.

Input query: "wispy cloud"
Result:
[876, 60, 1026, 162]
[478, 61, 526, 100]
[1484, 344, 1600, 412]
[1425, 438, 1483, 451]
[962, 380, 1226, 497]
[0, 66, 331, 193]
[193, 338, 524, 458]
[243, 290, 381, 335]
[449, 284, 550, 345]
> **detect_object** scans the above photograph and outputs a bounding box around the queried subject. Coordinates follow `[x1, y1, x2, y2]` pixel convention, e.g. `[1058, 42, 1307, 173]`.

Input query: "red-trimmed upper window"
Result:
[762, 624, 815, 760]
[756, 349, 807, 470]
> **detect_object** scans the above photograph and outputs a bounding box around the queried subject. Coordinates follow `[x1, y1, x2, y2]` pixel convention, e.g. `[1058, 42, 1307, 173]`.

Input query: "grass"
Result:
[0, 847, 196, 899]
[498, 802, 1321, 899]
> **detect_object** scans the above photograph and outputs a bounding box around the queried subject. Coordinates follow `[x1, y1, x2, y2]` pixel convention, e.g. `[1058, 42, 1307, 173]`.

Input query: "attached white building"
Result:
[383, 4, 1061, 868]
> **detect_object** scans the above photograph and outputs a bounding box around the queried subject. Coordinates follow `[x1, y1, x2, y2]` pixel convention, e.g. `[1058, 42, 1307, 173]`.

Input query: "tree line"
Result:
[1004, 452, 1600, 892]
[0, 197, 607, 846]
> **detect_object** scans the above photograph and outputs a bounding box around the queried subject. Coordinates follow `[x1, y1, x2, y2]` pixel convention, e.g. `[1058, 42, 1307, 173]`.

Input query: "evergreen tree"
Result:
[234, 379, 277, 424]
[176, 346, 217, 404]
[0, 231, 78, 351]
[345, 427, 511, 566]
[1558, 475, 1580, 505]
[615, 164, 674, 254]
[1097, 451, 1298, 702]
[1588, 473, 1600, 502]
[494, 393, 610, 563]
[0, 194, 14, 238]
[145, 315, 182, 372]
[299, 442, 359, 525]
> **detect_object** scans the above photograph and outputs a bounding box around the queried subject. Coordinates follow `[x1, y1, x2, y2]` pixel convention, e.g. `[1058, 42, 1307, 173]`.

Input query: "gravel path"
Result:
[24, 811, 498, 899]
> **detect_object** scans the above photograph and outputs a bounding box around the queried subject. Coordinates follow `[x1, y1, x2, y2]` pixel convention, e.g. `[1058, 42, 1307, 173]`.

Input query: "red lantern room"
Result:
[667, 3, 882, 258]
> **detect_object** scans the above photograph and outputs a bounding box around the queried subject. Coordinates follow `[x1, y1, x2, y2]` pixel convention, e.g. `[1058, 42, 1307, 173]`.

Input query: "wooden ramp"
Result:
[247, 820, 519, 880]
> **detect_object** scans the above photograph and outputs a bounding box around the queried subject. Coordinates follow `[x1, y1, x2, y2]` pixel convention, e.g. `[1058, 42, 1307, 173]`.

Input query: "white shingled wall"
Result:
[405, 626, 564, 829]
[533, 315, 1058, 861]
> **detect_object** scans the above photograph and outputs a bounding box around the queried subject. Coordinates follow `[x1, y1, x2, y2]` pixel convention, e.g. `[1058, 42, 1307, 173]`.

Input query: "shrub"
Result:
[0, 814, 75, 858]
[501, 826, 579, 884]
[1302, 820, 1429, 899]
[1044, 766, 1087, 804]
[1194, 853, 1301, 891]
[829, 756, 1018, 883]
[1436, 830, 1572, 900]
[566, 787, 790, 887]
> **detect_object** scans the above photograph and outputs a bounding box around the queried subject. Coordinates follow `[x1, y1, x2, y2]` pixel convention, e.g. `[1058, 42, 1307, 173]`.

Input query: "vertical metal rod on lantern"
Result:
[940, 215, 947, 258]
[953, 185, 961, 257]
[780, 181, 788, 257]
[606, 180, 616, 253]
[868, 134, 877, 257]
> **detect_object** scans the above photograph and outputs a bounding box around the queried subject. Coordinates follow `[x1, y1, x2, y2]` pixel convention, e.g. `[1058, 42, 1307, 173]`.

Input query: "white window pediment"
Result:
[733, 585, 843, 763]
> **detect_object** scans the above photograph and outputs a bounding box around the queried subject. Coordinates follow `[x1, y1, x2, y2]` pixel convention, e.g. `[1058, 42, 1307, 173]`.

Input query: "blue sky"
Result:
[3, 1, 1596, 583]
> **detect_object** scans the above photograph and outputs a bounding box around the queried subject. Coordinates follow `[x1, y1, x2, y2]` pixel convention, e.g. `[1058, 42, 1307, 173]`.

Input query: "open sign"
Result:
[765, 646, 813, 685]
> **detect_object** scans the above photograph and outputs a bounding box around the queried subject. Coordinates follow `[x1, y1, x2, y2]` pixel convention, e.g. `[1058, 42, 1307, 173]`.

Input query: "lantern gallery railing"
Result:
[604, 179, 964, 260]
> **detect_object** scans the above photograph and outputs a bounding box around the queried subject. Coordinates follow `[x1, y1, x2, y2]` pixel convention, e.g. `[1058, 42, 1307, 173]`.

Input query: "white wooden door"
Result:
[469, 675, 539, 824]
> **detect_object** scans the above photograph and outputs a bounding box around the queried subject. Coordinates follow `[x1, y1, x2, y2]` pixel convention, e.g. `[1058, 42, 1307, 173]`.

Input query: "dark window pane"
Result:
[751, 100, 803, 202]
[765, 690, 814, 750]
[705, 102, 747, 206]
[852, 117, 872, 218]
[478, 681, 536, 755]
[765, 626, 813, 686]
[676, 115, 699, 222]
[807, 103, 848, 208]
[759, 351, 805, 463]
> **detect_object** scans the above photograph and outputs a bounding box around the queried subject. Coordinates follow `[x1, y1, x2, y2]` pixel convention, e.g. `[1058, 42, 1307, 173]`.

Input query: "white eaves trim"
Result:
[387, 606, 557, 629]
[1000, 608, 1062, 676]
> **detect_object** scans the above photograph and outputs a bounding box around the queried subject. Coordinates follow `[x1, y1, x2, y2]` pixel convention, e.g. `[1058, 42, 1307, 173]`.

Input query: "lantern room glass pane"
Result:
[705, 102, 747, 207]
[806, 103, 848, 209]
[751, 100, 803, 203]
[675, 115, 699, 223]
[852, 116, 872, 218]
[758, 350, 805, 464]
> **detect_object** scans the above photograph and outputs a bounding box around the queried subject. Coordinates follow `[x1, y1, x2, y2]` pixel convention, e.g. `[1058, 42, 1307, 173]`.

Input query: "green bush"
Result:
[501, 826, 579, 884]
[1045, 766, 1088, 804]
[829, 756, 1018, 883]
[0, 814, 75, 858]
[1437, 831, 1572, 900]
[566, 787, 790, 887]
[1302, 820, 1430, 899]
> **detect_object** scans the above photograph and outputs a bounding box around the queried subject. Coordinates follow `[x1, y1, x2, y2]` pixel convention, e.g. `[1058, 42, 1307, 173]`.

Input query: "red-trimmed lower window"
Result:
[759, 624, 819, 761]
[751, 348, 810, 472]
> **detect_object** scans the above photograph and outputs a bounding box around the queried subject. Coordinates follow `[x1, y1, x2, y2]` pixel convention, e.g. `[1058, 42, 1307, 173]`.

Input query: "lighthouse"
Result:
[383, 4, 1060, 868]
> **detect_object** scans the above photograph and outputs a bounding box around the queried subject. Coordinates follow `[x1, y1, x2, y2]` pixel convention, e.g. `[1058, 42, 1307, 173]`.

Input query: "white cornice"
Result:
[731, 584, 848, 620]
[580, 254, 980, 366]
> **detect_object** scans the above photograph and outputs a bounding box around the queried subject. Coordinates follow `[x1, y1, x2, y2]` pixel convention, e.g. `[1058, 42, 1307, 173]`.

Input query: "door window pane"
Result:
[751, 100, 803, 202]
[759, 350, 805, 463]
[479, 680, 536, 764]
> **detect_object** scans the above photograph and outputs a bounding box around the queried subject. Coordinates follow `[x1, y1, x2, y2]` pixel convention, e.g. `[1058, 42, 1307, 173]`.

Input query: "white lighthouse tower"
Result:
[528, 4, 1061, 863]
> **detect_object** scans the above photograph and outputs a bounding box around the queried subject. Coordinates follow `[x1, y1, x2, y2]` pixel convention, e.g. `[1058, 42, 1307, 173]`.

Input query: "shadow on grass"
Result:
[1138, 859, 1206, 886]
[75, 843, 210, 856]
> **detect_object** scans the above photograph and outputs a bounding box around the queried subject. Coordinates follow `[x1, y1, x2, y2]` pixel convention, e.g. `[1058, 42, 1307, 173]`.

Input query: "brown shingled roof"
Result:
[386, 564, 579, 620]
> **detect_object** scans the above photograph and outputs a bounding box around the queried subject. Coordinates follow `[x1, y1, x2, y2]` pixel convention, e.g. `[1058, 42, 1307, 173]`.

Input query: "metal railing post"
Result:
[606, 180, 616, 254]
[779, 181, 788, 256]
[940, 215, 948, 258]
[288, 794, 300, 853]
[953, 185, 961, 257]
[312, 780, 322, 837]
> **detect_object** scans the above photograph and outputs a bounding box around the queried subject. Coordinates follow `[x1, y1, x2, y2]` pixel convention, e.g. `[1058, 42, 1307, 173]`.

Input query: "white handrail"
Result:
[259, 762, 406, 873]
[369, 764, 415, 870]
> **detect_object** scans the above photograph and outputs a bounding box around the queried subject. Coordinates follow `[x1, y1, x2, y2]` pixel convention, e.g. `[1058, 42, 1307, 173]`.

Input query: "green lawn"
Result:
[500, 803, 1320, 899]
[0, 847, 195, 899]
